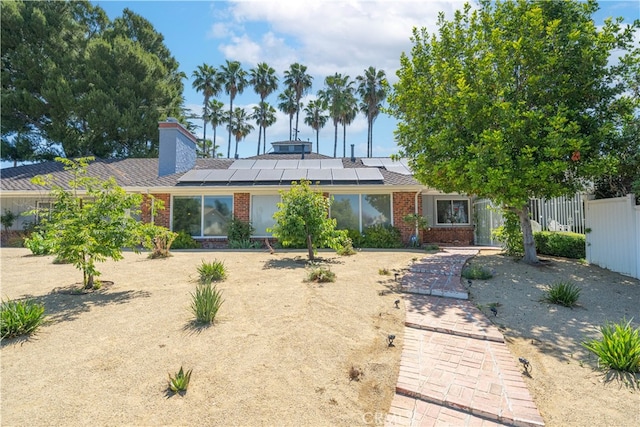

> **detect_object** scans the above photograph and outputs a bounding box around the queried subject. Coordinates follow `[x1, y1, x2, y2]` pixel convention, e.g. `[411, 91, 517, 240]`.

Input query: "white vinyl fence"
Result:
[585, 194, 640, 279]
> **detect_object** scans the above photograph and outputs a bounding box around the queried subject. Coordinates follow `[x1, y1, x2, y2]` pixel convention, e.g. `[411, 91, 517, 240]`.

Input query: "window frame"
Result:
[330, 193, 393, 232]
[434, 198, 471, 226]
[171, 195, 234, 238]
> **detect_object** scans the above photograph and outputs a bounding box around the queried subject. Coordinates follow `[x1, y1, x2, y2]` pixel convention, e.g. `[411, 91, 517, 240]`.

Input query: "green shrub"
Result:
[361, 224, 403, 248]
[582, 319, 640, 373]
[227, 217, 254, 242]
[336, 238, 357, 256]
[306, 266, 336, 283]
[543, 281, 581, 307]
[491, 211, 523, 256]
[138, 224, 177, 258]
[534, 231, 585, 259]
[1, 298, 46, 339]
[171, 231, 199, 249]
[345, 229, 365, 247]
[168, 366, 192, 394]
[23, 231, 52, 255]
[424, 244, 440, 252]
[190, 283, 224, 324]
[197, 259, 227, 284]
[461, 264, 493, 280]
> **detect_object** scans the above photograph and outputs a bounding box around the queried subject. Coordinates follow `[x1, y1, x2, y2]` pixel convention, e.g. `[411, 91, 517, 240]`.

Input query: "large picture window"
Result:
[331, 194, 391, 231]
[436, 199, 470, 225]
[251, 195, 280, 237]
[172, 195, 232, 237]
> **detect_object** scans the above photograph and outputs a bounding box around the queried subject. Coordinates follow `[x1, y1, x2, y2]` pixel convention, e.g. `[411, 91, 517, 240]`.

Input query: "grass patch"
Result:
[461, 264, 493, 280]
[378, 268, 391, 275]
[582, 319, 640, 374]
[543, 281, 581, 307]
[306, 266, 336, 283]
[190, 284, 224, 324]
[1, 298, 46, 339]
[198, 259, 227, 284]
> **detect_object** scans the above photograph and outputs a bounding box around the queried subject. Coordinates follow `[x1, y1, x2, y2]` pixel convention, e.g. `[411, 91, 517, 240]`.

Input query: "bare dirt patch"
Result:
[467, 249, 640, 427]
[1, 248, 416, 426]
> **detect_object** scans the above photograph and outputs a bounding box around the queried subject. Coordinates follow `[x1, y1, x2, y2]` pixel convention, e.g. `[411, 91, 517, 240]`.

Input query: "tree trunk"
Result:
[517, 206, 539, 264]
[256, 124, 262, 156]
[307, 233, 314, 261]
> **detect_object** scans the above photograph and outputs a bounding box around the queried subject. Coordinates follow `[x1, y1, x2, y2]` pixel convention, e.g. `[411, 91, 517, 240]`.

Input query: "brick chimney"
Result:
[158, 118, 197, 176]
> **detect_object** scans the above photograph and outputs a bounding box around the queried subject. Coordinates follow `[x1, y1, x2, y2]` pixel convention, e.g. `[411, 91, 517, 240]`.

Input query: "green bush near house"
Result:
[534, 231, 585, 259]
[361, 224, 403, 248]
[582, 319, 640, 374]
[171, 231, 199, 249]
[23, 231, 53, 255]
[227, 217, 254, 243]
[345, 229, 365, 247]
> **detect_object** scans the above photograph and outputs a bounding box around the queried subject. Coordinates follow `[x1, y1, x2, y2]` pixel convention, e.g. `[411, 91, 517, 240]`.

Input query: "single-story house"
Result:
[0, 119, 475, 247]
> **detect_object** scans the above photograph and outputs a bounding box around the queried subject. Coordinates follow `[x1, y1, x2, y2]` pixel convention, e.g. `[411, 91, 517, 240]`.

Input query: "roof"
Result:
[0, 156, 421, 192]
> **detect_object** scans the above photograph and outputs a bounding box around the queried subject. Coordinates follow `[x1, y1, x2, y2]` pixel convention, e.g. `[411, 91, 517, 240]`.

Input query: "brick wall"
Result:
[424, 226, 474, 246]
[234, 193, 250, 222]
[393, 192, 420, 244]
[141, 193, 171, 228]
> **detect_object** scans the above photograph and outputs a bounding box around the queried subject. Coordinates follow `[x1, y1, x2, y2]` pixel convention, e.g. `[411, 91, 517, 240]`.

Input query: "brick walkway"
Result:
[386, 249, 544, 427]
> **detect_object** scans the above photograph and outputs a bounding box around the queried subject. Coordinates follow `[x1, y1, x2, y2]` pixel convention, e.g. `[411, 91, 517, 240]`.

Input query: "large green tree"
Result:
[269, 179, 343, 261]
[251, 102, 277, 156]
[226, 107, 254, 159]
[1, 1, 185, 159]
[277, 87, 298, 140]
[389, 0, 639, 264]
[304, 100, 329, 154]
[249, 62, 279, 154]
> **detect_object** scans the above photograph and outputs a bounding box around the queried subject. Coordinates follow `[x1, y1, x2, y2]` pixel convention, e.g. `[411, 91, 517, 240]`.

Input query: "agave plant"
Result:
[168, 366, 192, 394]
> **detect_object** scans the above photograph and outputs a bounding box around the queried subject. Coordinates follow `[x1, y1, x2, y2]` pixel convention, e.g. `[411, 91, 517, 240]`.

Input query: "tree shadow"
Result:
[10, 286, 151, 327]
[263, 256, 344, 270]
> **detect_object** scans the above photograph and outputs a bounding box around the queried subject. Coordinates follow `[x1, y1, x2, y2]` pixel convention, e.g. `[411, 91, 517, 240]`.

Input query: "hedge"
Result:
[534, 231, 585, 259]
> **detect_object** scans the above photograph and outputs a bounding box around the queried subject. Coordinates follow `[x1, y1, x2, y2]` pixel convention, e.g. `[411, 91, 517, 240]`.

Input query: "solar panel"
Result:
[355, 168, 384, 181]
[178, 170, 212, 182]
[331, 168, 358, 181]
[255, 169, 284, 182]
[298, 159, 321, 169]
[385, 165, 412, 175]
[320, 159, 344, 169]
[229, 159, 256, 169]
[380, 158, 399, 167]
[361, 158, 383, 167]
[275, 160, 299, 169]
[252, 159, 277, 169]
[201, 169, 236, 182]
[229, 169, 260, 181]
[307, 168, 332, 182]
[281, 168, 307, 182]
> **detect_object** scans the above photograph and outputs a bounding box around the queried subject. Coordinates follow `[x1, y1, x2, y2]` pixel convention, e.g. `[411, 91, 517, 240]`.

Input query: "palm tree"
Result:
[191, 63, 221, 156]
[251, 102, 277, 156]
[226, 107, 254, 159]
[303, 100, 328, 154]
[206, 99, 225, 158]
[356, 66, 388, 157]
[278, 87, 298, 140]
[338, 82, 357, 157]
[318, 73, 351, 158]
[249, 62, 279, 152]
[218, 60, 248, 158]
[283, 63, 313, 141]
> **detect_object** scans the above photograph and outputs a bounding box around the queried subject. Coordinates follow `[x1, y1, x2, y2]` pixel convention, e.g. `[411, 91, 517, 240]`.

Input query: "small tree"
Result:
[30, 157, 143, 288]
[269, 179, 343, 260]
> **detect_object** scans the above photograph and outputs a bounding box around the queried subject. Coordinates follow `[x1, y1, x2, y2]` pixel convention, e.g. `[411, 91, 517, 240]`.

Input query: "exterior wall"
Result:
[585, 194, 639, 279]
[393, 192, 419, 244]
[424, 227, 475, 246]
[233, 193, 250, 222]
[141, 193, 171, 228]
[158, 120, 197, 176]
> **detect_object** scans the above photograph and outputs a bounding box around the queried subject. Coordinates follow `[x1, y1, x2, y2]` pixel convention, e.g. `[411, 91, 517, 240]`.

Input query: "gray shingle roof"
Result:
[1, 155, 421, 191]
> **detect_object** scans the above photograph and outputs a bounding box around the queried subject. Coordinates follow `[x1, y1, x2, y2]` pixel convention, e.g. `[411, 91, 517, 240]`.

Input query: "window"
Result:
[331, 194, 360, 230]
[251, 195, 280, 236]
[35, 201, 52, 224]
[436, 199, 470, 225]
[172, 195, 233, 237]
[331, 194, 392, 231]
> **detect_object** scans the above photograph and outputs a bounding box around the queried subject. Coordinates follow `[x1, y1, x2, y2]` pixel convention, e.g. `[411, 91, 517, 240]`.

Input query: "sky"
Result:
[87, 0, 638, 160]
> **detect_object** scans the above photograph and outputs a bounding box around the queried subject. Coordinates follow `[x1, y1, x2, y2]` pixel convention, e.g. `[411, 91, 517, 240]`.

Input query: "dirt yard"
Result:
[1, 247, 639, 426]
[467, 249, 640, 427]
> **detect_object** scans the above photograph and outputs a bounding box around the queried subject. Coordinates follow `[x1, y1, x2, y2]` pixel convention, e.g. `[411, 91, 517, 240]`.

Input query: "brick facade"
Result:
[141, 193, 171, 228]
[424, 226, 474, 246]
[233, 193, 250, 222]
[393, 192, 421, 244]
